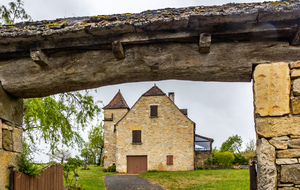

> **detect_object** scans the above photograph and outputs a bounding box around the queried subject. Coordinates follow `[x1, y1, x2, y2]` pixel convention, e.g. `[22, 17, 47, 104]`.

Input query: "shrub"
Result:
[107, 164, 116, 172]
[213, 151, 235, 166]
[103, 168, 107, 172]
[195, 165, 204, 170]
[233, 153, 247, 165]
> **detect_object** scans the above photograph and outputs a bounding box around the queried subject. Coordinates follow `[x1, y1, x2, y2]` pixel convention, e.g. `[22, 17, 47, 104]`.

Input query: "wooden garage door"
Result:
[127, 156, 147, 174]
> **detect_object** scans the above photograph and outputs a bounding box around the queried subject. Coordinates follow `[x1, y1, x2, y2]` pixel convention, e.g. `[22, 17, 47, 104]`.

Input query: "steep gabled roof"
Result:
[103, 90, 129, 109]
[142, 85, 165, 96]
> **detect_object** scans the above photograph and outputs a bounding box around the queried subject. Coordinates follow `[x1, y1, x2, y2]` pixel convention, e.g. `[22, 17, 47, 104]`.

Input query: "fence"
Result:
[13, 164, 64, 190]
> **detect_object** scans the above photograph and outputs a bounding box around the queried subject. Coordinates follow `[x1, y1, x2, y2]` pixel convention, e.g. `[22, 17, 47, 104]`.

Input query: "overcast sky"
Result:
[2, 0, 259, 162]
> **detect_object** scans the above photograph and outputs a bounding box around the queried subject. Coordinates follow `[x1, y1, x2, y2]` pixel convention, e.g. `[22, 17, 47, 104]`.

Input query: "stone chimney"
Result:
[168, 92, 174, 102]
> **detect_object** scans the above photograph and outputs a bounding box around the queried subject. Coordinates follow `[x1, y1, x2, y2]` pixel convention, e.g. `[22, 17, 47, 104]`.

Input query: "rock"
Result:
[0, 119, 2, 149]
[276, 158, 298, 165]
[278, 183, 295, 187]
[257, 138, 277, 189]
[278, 187, 299, 190]
[291, 69, 300, 78]
[253, 62, 290, 117]
[2, 129, 12, 151]
[292, 100, 300, 115]
[269, 136, 289, 149]
[277, 149, 300, 158]
[0, 150, 19, 190]
[293, 78, 300, 96]
[291, 135, 300, 139]
[255, 117, 300, 138]
[13, 127, 22, 153]
[281, 164, 300, 183]
[290, 61, 300, 69]
[289, 139, 300, 149]
[0, 85, 23, 126]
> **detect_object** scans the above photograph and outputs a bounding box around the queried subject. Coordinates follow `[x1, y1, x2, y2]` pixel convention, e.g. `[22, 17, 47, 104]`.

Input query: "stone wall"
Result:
[0, 84, 23, 189]
[253, 61, 300, 189]
[116, 95, 194, 173]
[194, 151, 212, 167]
[103, 108, 128, 168]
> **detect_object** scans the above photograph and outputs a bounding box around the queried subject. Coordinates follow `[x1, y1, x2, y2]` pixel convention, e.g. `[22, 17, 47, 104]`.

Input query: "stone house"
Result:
[103, 85, 213, 173]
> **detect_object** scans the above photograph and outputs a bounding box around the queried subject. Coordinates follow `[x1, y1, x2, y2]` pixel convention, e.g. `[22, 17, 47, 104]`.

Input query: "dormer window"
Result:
[150, 105, 158, 117]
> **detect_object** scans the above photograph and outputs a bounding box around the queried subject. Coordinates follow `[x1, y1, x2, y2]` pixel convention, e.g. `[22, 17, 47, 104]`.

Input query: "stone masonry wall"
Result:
[0, 84, 23, 189]
[116, 95, 194, 173]
[194, 151, 212, 167]
[103, 108, 128, 168]
[253, 61, 300, 190]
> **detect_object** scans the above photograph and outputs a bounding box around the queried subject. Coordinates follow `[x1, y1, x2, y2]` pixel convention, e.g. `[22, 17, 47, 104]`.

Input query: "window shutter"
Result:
[167, 155, 173, 165]
[132, 130, 141, 143]
[150, 105, 158, 117]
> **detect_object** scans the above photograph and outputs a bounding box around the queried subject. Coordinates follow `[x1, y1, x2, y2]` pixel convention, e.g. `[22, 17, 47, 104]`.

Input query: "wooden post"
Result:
[250, 160, 257, 190]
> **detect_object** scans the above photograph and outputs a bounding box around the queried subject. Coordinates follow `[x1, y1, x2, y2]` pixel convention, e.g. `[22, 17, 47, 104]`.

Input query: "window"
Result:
[150, 105, 158, 117]
[132, 130, 141, 143]
[166, 155, 173, 165]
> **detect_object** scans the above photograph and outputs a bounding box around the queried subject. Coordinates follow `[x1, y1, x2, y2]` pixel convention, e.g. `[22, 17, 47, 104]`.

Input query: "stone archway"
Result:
[0, 1, 300, 189]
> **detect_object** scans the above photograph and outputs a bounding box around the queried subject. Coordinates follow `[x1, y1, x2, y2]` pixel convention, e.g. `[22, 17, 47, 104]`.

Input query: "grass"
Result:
[140, 169, 250, 190]
[65, 165, 115, 190]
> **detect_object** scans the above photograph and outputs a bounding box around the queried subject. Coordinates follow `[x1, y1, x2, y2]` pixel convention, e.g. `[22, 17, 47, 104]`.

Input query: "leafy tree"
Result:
[17, 140, 40, 177]
[0, 0, 31, 25]
[245, 138, 256, 152]
[87, 123, 104, 166]
[23, 91, 102, 153]
[48, 149, 71, 164]
[220, 134, 243, 153]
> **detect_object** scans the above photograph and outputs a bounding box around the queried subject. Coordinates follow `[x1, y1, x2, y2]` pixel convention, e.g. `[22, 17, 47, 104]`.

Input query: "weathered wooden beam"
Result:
[0, 42, 300, 98]
[199, 33, 211, 53]
[30, 49, 48, 66]
[291, 29, 300, 46]
[112, 41, 125, 59]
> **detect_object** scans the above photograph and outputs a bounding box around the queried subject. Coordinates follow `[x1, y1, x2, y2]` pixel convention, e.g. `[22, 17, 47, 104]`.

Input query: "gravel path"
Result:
[104, 174, 165, 190]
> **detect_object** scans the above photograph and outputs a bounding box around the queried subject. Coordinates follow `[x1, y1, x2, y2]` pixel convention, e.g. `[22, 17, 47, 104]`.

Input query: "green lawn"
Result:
[66, 165, 115, 190]
[140, 169, 250, 190]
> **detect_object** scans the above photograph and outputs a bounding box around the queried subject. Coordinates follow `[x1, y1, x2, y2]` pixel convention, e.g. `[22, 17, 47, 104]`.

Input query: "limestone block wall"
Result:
[0, 85, 23, 189]
[116, 95, 194, 173]
[103, 108, 128, 168]
[253, 61, 300, 190]
[194, 151, 212, 167]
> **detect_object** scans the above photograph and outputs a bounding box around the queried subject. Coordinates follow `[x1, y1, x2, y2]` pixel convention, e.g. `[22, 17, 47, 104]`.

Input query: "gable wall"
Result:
[116, 95, 194, 172]
[103, 108, 128, 168]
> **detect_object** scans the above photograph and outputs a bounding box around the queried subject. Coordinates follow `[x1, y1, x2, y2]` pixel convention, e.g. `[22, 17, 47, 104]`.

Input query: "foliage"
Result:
[64, 165, 114, 190]
[213, 151, 235, 166]
[140, 169, 250, 190]
[17, 141, 40, 177]
[105, 164, 116, 172]
[63, 156, 83, 184]
[49, 149, 71, 164]
[220, 134, 243, 153]
[232, 153, 247, 165]
[245, 138, 256, 152]
[23, 91, 102, 153]
[195, 165, 204, 170]
[88, 124, 104, 166]
[0, 0, 31, 25]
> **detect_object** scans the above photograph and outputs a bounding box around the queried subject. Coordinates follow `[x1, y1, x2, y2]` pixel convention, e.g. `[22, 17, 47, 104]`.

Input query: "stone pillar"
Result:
[0, 84, 23, 189]
[253, 61, 300, 190]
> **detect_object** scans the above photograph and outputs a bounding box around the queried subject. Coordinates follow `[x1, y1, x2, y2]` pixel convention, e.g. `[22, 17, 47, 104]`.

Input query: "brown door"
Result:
[127, 156, 147, 174]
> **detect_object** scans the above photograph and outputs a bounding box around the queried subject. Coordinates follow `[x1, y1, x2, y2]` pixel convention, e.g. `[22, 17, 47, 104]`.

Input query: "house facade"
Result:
[103, 85, 212, 173]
